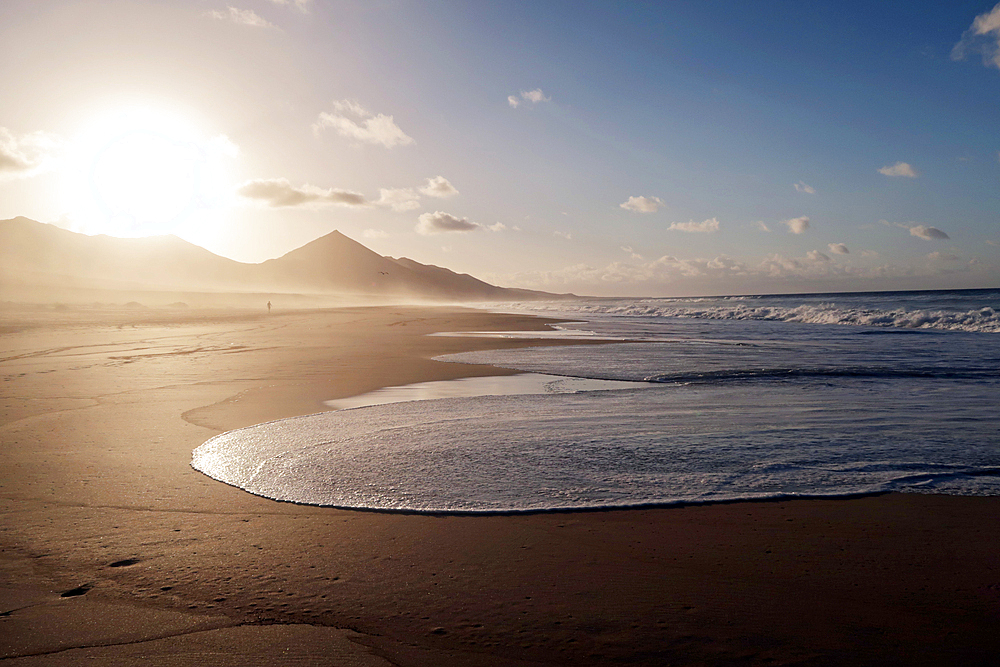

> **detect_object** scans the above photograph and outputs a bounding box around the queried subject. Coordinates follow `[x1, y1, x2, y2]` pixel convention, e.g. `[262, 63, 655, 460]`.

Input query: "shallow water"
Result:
[324, 373, 638, 411]
[193, 376, 1000, 512]
[192, 289, 1000, 512]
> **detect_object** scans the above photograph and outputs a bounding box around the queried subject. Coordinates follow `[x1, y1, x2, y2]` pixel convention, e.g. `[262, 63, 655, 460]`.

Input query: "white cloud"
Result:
[269, 0, 312, 12]
[416, 211, 480, 235]
[503, 253, 751, 288]
[952, 3, 1000, 70]
[314, 99, 414, 148]
[861, 249, 880, 258]
[363, 229, 388, 239]
[620, 195, 664, 213]
[498, 243, 987, 292]
[371, 176, 458, 211]
[331, 99, 367, 116]
[621, 246, 643, 260]
[756, 221, 771, 232]
[419, 176, 458, 198]
[488, 222, 507, 232]
[878, 161, 918, 178]
[237, 174, 461, 213]
[553, 230, 573, 240]
[758, 255, 802, 277]
[828, 243, 850, 255]
[909, 225, 950, 240]
[881, 220, 951, 241]
[236, 178, 369, 208]
[0, 127, 62, 179]
[927, 251, 961, 262]
[376, 187, 421, 212]
[668, 217, 720, 233]
[207, 7, 275, 28]
[757, 253, 853, 278]
[649, 255, 721, 277]
[707, 255, 740, 270]
[780, 216, 810, 234]
[794, 181, 816, 194]
[508, 89, 551, 107]
[973, 3, 1000, 34]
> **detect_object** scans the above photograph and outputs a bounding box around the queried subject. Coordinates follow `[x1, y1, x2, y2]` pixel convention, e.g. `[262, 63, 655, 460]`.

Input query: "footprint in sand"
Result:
[60, 584, 93, 598]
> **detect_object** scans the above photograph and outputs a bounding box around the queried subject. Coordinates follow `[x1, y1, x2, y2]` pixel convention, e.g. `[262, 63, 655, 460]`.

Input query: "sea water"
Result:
[192, 288, 1000, 512]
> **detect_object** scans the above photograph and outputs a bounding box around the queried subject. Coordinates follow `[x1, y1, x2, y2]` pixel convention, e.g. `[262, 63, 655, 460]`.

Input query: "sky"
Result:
[1, 0, 998, 297]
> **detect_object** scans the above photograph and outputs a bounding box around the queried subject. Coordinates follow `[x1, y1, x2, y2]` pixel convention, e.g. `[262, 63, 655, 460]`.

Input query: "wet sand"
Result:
[2, 304, 999, 665]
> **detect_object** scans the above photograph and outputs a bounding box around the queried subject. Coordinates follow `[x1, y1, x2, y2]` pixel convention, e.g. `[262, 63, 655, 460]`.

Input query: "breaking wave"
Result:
[498, 300, 1000, 333]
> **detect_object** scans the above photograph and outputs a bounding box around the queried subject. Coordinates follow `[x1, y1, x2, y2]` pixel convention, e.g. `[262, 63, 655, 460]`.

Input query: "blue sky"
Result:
[1, 0, 998, 295]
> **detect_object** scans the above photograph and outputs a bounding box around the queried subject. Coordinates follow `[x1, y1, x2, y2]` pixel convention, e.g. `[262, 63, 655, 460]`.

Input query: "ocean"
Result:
[192, 288, 1000, 512]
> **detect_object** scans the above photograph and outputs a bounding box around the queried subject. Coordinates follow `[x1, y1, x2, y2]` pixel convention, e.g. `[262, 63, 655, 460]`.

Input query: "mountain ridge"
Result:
[0, 217, 568, 302]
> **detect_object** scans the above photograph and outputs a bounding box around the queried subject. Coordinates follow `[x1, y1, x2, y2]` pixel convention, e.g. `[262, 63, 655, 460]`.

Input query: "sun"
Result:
[60, 105, 236, 238]
[91, 129, 199, 230]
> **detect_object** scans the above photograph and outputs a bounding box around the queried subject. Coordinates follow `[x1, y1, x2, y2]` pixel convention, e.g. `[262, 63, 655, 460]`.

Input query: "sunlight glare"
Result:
[60, 105, 237, 238]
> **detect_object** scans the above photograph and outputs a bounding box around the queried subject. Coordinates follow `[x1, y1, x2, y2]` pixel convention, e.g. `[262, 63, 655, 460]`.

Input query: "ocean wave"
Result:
[192, 383, 1000, 513]
[499, 301, 1000, 333]
[643, 366, 996, 384]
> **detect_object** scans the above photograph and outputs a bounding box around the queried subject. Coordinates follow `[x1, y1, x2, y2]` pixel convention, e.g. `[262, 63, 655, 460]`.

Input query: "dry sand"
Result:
[2, 304, 999, 666]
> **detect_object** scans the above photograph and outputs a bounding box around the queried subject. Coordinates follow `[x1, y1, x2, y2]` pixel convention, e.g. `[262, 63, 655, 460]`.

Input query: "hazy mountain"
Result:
[0, 217, 564, 302]
[0, 216, 256, 293]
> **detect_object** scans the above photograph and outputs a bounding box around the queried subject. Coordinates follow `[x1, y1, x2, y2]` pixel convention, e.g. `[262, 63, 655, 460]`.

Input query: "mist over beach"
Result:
[3, 1, 1000, 665]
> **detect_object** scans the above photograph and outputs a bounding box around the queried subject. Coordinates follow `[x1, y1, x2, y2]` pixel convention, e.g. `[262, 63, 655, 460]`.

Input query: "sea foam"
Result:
[192, 377, 1000, 513]
[192, 289, 1000, 513]
[490, 290, 1000, 333]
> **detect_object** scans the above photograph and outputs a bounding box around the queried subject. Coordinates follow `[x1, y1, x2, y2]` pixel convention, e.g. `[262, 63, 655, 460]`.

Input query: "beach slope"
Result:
[2, 305, 999, 666]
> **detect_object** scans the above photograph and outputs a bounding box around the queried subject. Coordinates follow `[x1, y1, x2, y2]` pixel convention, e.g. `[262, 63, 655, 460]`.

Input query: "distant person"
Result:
[267, 301, 271, 314]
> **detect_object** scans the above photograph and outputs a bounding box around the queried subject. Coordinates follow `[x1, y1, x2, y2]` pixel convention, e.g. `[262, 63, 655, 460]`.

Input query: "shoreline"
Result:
[3, 304, 999, 665]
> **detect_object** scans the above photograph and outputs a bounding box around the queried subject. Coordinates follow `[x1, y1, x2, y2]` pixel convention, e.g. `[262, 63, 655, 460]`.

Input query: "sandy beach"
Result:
[2, 304, 999, 666]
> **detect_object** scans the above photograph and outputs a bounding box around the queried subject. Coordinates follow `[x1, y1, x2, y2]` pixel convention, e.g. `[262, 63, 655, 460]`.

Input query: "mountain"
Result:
[0, 217, 256, 293]
[258, 230, 530, 300]
[0, 217, 565, 302]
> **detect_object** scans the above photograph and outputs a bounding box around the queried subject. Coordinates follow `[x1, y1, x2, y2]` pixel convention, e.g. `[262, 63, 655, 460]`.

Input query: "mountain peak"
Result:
[1, 216, 566, 302]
